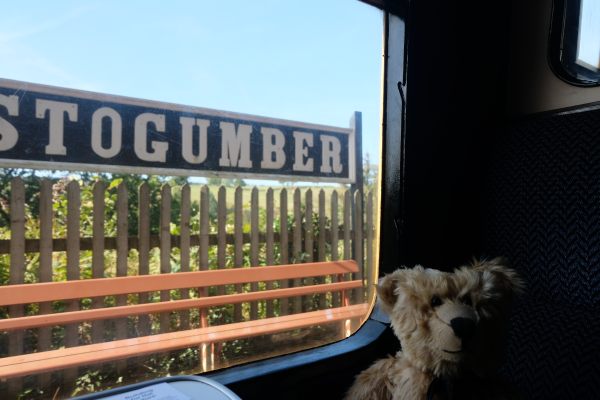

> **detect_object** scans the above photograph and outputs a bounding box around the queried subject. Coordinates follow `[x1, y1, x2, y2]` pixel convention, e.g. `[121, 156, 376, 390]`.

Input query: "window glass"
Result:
[550, 0, 600, 85]
[576, 0, 600, 71]
[0, 1, 382, 398]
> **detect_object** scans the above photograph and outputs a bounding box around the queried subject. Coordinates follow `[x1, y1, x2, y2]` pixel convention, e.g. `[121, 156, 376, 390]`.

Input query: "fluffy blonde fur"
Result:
[345, 258, 523, 400]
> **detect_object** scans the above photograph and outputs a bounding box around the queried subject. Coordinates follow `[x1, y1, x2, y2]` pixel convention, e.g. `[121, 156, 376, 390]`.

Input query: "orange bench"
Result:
[0, 260, 368, 379]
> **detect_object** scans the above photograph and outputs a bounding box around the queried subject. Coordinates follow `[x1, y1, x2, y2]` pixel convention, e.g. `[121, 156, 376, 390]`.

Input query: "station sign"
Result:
[0, 78, 357, 183]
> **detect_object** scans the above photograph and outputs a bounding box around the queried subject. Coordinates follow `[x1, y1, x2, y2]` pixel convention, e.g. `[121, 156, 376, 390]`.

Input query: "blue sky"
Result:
[0, 1, 383, 173]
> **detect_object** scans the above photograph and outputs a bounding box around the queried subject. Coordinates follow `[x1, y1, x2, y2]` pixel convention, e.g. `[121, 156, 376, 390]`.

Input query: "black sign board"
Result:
[0, 79, 358, 183]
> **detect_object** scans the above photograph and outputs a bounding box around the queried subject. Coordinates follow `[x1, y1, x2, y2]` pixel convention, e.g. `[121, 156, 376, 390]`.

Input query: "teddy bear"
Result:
[344, 258, 523, 400]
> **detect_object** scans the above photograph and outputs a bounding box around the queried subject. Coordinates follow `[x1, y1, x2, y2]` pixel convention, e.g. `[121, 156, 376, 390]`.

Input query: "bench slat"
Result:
[0, 303, 369, 379]
[0, 280, 362, 331]
[0, 260, 358, 305]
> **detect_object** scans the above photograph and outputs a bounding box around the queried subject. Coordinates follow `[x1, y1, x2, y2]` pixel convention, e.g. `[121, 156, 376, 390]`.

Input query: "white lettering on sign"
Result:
[320, 135, 343, 174]
[134, 113, 168, 162]
[0, 79, 355, 182]
[91, 107, 122, 159]
[260, 127, 285, 169]
[36, 99, 78, 156]
[0, 94, 19, 151]
[180, 117, 209, 164]
[219, 121, 253, 168]
[292, 131, 314, 172]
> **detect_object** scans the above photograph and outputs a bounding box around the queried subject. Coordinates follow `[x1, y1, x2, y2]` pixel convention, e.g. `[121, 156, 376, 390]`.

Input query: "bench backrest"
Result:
[0, 260, 360, 332]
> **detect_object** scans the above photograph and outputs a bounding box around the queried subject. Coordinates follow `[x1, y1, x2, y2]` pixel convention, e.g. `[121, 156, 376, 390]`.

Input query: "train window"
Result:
[550, 0, 600, 86]
[0, 1, 382, 398]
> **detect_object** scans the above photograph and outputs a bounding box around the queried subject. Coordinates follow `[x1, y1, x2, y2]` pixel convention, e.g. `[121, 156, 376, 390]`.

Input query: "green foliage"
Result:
[0, 169, 44, 228]
[363, 152, 378, 193]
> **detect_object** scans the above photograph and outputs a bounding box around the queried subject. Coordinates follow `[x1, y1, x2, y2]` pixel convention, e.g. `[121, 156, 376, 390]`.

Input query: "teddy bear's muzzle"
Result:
[434, 303, 478, 356]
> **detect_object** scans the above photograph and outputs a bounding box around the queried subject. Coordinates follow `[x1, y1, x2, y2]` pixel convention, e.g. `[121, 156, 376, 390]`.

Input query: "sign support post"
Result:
[349, 111, 363, 299]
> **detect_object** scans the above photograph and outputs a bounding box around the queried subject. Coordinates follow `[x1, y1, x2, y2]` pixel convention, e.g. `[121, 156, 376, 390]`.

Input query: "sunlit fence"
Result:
[0, 177, 376, 396]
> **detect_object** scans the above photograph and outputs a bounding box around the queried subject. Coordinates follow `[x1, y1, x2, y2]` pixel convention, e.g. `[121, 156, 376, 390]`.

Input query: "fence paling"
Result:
[293, 188, 302, 314]
[303, 189, 313, 312]
[116, 182, 128, 341]
[8, 178, 24, 396]
[343, 191, 352, 306]
[64, 180, 80, 387]
[331, 190, 340, 307]
[265, 188, 275, 318]
[234, 187, 243, 323]
[318, 190, 327, 309]
[250, 187, 259, 320]
[38, 180, 53, 389]
[199, 185, 211, 371]
[353, 191, 364, 304]
[366, 192, 374, 302]
[1, 179, 374, 380]
[180, 184, 191, 329]
[92, 181, 106, 344]
[160, 184, 172, 333]
[199, 185, 209, 327]
[215, 186, 227, 368]
[138, 182, 151, 336]
[217, 186, 226, 299]
[279, 189, 289, 315]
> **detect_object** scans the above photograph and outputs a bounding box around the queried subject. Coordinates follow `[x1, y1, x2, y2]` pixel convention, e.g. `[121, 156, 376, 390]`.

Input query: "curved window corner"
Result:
[550, 0, 600, 86]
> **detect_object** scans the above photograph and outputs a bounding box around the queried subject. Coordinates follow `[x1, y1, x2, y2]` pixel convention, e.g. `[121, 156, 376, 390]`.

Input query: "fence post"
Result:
[349, 112, 364, 297]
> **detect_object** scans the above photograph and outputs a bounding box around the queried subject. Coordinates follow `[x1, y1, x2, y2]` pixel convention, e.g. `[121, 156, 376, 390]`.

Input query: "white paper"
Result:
[99, 382, 191, 400]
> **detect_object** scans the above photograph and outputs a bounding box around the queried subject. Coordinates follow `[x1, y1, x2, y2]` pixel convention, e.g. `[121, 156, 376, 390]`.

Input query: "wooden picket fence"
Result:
[0, 177, 375, 386]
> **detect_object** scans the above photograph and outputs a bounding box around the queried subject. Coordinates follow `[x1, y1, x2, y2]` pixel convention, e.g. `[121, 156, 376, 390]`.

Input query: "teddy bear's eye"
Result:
[430, 296, 443, 307]
[460, 295, 473, 306]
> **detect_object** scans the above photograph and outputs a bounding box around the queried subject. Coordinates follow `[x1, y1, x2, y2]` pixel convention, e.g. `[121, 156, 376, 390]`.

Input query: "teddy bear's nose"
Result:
[450, 317, 476, 341]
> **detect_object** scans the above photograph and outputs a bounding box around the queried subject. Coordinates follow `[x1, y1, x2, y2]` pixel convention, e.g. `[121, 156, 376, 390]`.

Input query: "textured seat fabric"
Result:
[500, 301, 600, 399]
[482, 107, 600, 399]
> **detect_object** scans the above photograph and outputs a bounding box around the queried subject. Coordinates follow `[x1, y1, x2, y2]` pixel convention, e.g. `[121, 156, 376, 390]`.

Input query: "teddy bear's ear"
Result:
[473, 257, 524, 297]
[376, 273, 401, 312]
[471, 258, 524, 316]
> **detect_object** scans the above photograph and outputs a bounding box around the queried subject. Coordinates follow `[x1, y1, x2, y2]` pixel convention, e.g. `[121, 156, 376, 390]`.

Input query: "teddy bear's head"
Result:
[377, 258, 523, 378]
